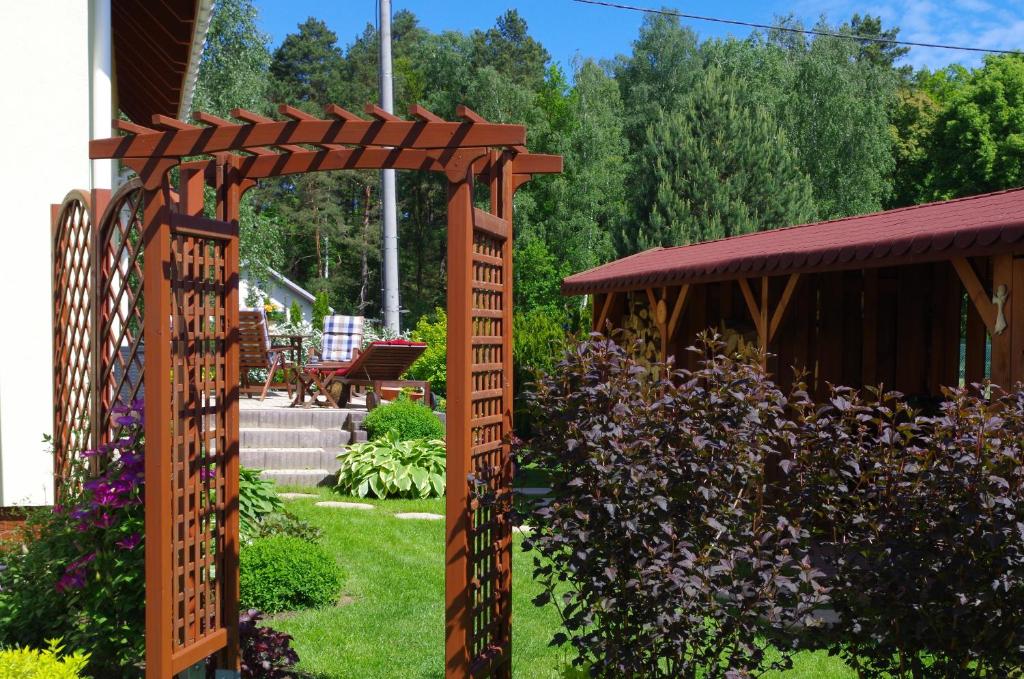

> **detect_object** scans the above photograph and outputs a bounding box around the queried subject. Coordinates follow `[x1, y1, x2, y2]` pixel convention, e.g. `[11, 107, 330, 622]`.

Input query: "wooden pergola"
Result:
[52, 102, 561, 678]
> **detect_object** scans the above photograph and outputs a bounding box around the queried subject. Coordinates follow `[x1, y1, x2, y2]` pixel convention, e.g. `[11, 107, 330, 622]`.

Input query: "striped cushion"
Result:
[322, 315, 364, 362]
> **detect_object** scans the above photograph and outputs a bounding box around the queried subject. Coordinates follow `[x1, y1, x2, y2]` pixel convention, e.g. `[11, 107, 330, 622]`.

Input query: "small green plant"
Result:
[363, 397, 444, 441]
[336, 433, 446, 499]
[288, 300, 303, 325]
[406, 308, 447, 396]
[239, 467, 283, 538]
[240, 535, 343, 614]
[0, 639, 90, 678]
[312, 291, 331, 331]
[246, 511, 322, 544]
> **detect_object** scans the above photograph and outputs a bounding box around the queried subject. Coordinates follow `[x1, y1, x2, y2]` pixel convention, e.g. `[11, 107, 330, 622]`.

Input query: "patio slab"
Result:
[315, 501, 375, 510]
[394, 512, 444, 520]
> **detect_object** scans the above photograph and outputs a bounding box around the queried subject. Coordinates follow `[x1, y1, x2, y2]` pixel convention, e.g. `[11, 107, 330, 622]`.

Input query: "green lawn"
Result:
[272, 487, 854, 679]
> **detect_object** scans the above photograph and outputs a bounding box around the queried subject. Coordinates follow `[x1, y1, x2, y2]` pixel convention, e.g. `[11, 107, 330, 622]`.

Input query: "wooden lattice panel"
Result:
[96, 181, 146, 443]
[167, 226, 232, 668]
[467, 207, 513, 675]
[52, 192, 93, 483]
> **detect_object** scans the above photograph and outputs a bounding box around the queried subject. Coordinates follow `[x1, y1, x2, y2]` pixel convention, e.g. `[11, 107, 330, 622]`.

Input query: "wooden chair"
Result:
[240, 309, 295, 401]
[292, 315, 365, 407]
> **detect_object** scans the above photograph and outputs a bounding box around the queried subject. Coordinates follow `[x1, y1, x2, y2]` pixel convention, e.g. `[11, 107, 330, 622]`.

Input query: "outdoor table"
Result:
[270, 333, 306, 366]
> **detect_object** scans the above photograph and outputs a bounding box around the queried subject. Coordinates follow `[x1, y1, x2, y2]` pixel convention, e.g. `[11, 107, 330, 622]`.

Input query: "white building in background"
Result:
[241, 266, 320, 325]
[0, 0, 212, 506]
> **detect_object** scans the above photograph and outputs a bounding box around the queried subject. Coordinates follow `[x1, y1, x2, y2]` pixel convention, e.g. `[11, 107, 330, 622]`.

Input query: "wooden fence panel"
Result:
[52, 191, 95, 486]
[166, 217, 235, 672]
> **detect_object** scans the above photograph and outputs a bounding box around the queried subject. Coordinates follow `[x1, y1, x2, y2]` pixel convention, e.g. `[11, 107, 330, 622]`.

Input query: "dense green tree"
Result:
[192, 0, 271, 117]
[845, 13, 911, 75]
[193, 0, 281, 280]
[928, 54, 1024, 198]
[888, 86, 941, 207]
[269, 18, 345, 107]
[626, 69, 816, 249]
[470, 10, 550, 90]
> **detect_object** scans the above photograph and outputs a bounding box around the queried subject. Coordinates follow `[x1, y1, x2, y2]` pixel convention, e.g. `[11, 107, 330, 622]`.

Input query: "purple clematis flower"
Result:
[115, 532, 142, 550]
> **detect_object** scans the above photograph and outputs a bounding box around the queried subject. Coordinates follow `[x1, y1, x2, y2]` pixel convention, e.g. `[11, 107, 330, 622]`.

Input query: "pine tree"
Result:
[625, 70, 816, 251]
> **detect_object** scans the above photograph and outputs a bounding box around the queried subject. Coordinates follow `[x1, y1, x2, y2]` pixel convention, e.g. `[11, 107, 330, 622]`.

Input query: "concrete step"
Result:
[242, 448, 342, 472]
[240, 427, 350, 449]
[240, 408, 365, 430]
[259, 469, 335, 487]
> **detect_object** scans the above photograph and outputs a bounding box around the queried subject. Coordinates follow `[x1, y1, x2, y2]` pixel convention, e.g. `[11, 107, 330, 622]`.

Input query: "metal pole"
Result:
[379, 0, 401, 333]
[89, 0, 113, 190]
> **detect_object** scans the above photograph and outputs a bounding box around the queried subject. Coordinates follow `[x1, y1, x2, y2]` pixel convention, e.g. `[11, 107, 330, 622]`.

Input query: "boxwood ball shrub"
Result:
[240, 535, 343, 614]
[363, 396, 444, 441]
[520, 334, 828, 679]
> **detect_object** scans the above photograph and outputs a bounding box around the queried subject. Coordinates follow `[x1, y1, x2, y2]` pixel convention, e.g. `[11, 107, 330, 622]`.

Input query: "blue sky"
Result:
[256, 0, 1024, 74]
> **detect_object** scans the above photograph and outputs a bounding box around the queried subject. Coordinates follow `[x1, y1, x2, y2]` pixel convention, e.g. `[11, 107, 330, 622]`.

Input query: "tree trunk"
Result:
[359, 182, 372, 312]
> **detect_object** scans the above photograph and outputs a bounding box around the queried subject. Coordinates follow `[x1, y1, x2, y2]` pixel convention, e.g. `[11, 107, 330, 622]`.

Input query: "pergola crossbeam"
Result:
[93, 105, 529, 159]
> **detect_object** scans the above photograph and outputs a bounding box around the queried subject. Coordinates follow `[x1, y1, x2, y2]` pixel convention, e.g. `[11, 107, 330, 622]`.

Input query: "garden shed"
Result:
[563, 188, 1024, 397]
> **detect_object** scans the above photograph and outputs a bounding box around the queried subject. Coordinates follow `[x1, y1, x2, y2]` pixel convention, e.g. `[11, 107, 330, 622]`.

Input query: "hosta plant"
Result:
[239, 466, 283, 538]
[336, 433, 445, 499]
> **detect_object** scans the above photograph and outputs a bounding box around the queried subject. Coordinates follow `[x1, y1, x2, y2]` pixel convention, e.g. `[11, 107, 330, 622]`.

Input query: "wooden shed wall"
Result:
[604, 260, 986, 400]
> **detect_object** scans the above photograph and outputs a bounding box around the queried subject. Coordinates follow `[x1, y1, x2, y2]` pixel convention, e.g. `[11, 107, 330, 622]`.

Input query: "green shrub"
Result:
[240, 467, 283, 538]
[247, 511, 322, 544]
[312, 291, 330, 331]
[288, 300, 303, 325]
[363, 397, 444, 441]
[513, 308, 573, 437]
[0, 640, 89, 678]
[336, 433, 446, 499]
[406, 308, 447, 396]
[240, 535, 343, 614]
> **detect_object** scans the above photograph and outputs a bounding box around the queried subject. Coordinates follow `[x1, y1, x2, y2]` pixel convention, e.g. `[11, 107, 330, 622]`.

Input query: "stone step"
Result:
[242, 448, 343, 472]
[241, 427, 350, 449]
[259, 468, 335, 487]
[240, 408, 365, 430]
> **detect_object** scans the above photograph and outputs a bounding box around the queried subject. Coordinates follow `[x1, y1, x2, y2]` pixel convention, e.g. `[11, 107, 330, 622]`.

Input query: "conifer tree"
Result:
[625, 70, 816, 250]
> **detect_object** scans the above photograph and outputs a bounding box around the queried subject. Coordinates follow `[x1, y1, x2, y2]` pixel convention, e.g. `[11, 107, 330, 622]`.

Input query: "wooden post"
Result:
[143, 179, 174, 679]
[218, 157, 242, 672]
[497, 153, 515, 679]
[862, 269, 878, 386]
[445, 162, 475, 678]
[1012, 256, 1024, 387]
[991, 255, 1012, 388]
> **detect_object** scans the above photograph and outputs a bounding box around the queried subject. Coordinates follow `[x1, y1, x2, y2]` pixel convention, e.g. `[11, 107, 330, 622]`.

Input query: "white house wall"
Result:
[0, 1, 91, 504]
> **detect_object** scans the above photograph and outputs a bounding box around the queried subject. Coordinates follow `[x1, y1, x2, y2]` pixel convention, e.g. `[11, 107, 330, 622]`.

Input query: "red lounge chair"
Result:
[297, 339, 429, 409]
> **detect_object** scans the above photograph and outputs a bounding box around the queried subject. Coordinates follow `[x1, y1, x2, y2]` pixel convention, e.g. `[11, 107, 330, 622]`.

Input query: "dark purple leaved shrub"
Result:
[793, 384, 1024, 678]
[207, 609, 300, 678]
[521, 332, 1024, 679]
[519, 334, 828, 679]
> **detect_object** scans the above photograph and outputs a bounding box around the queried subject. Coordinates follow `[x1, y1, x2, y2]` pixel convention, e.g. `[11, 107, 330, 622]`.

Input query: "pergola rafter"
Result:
[71, 101, 561, 679]
[91, 103, 534, 161]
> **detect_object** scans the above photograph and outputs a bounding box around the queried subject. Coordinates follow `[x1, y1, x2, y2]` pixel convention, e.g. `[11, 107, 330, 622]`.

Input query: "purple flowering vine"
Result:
[55, 403, 145, 592]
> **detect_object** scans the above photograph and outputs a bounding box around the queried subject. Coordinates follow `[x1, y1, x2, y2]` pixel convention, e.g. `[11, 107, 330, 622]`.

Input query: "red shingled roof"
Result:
[562, 187, 1024, 294]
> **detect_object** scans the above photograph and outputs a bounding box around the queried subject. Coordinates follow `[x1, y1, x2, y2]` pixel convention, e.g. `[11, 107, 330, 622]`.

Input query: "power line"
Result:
[570, 0, 1023, 56]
